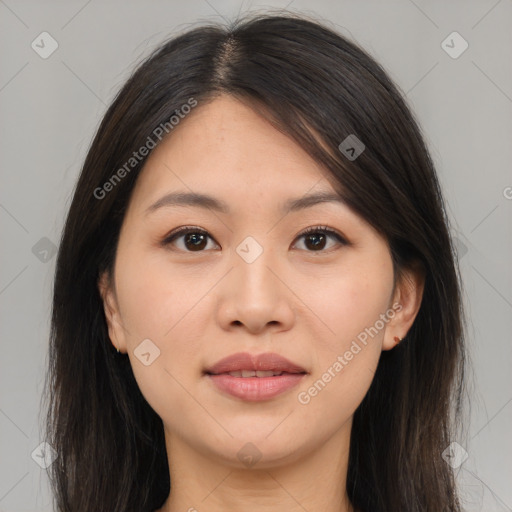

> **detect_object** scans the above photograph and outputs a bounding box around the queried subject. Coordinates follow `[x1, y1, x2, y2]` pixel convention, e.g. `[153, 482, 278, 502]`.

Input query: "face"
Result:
[99, 94, 422, 468]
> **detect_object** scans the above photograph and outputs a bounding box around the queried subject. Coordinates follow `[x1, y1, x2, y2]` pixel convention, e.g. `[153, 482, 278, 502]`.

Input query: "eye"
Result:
[292, 225, 348, 252]
[162, 226, 219, 252]
[162, 225, 348, 253]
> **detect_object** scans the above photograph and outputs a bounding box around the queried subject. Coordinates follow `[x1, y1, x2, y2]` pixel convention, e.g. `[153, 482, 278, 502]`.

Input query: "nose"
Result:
[215, 247, 295, 335]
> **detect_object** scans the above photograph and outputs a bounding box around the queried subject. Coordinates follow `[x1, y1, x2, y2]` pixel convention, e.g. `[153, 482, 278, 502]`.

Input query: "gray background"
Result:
[1, 1, 511, 510]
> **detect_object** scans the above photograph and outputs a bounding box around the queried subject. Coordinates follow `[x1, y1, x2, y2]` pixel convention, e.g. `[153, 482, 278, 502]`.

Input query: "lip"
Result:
[204, 352, 308, 402]
[204, 352, 307, 375]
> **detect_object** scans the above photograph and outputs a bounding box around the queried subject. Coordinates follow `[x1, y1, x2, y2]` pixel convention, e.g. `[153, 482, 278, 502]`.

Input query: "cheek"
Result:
[115, 243, 206, 342]
[294, 255, 392, 411]
[297, 274, 386, 419]
[114, 245, 219, 382]
[114, 255, 210, 423]
[297, 257, 394, 350]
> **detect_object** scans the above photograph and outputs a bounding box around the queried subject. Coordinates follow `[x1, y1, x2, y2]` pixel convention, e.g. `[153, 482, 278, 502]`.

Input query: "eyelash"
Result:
[161, 225, 348, 253]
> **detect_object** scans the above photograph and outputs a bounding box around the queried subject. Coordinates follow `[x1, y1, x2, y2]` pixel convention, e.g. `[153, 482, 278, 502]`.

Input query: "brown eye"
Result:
[162, 225, 348, 253]
[163, 227, 218, 252]
[293, 226, 347, 252]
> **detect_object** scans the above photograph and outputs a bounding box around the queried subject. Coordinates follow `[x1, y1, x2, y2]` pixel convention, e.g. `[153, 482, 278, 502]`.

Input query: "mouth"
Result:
[203, 352, 308, 401]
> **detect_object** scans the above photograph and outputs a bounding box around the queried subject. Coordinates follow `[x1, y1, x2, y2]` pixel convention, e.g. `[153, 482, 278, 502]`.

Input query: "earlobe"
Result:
[383, 261, 425, 351]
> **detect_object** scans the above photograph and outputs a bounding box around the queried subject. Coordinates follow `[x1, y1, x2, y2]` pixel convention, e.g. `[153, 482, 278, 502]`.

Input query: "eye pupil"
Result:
[305, 233, 326, 250]
[185, 232, 207, 251]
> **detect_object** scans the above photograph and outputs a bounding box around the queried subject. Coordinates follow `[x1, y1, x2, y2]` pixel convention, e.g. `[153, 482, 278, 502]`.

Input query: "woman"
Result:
[43, 12, 468, 512]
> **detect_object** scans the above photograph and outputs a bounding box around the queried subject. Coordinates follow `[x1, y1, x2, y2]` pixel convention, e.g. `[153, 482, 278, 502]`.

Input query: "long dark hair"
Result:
[43, 12, 468, 512]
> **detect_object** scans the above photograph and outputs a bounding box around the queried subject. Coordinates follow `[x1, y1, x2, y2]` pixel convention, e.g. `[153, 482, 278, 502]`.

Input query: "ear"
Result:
[382, 260, 425, 351]
[98, 271, 127, 353]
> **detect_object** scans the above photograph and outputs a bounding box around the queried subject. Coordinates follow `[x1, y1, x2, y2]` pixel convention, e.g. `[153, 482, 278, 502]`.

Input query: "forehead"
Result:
[128, 95, 342, 213]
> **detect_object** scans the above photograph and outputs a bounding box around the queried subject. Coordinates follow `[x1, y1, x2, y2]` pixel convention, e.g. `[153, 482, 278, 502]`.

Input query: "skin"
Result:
[98, 94, 424, 512]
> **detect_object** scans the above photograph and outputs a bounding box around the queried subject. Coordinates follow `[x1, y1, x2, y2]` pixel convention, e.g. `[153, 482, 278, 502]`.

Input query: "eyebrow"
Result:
[144, 190, 347, 216]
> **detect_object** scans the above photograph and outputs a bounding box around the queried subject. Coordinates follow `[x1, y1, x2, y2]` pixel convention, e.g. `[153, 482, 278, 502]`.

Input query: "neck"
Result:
[156, 420, 356, 512]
